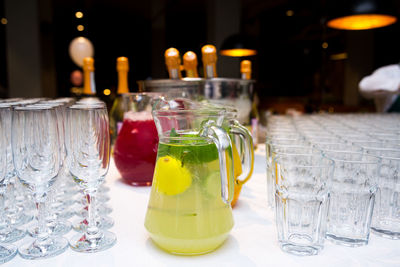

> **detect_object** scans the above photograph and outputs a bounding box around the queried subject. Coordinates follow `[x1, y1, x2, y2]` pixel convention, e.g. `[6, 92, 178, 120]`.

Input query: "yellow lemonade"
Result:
[144, 140, 234, 255]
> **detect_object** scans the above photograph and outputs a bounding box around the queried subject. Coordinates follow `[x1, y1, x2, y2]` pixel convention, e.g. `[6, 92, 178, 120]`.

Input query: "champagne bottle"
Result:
[241, 59, 258, 148]
[82, 57, 96, 96]
[110, 57, 130, 145]
[183, 51, 199, 78]
[240, 60, 251, 80]
[165, 48, 182, 79]
[201, 44, 217, 78]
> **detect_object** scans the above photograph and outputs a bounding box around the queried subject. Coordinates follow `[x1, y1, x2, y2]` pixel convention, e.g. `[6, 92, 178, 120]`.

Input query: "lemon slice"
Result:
[154, 156, 192, 195]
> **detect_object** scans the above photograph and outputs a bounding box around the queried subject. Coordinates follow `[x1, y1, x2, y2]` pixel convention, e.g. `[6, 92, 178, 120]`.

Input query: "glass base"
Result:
[0, 227, 26, 243]
[98, 185, 110, 193]
[72, 216, 114, 232]
[76, 205, 113, 217]
[280, 242, 321, 256]
[8, 212, 33, 227]
[326, 234, 369, 247]
[371, 227, 400, 240]
[55, 209, 75, 220]
[18, 236, 68, 260]
[128, 181, 152, 186]
[148, 232, 228, 255]
[0, 243, 17, 264]
[28, 220, 72, 237]
[69, 230, 116, 253]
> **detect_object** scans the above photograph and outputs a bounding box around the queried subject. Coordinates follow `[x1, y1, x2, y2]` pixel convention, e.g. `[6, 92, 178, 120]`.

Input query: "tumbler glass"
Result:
[366, 149, 400, 239]
[274, 153, 333, 256]
[324, 152, 381, 247]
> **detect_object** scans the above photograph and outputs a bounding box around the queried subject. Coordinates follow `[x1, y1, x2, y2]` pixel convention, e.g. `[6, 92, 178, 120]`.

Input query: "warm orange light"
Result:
[327, 14, 397, 30]
[75, 11, 84, 19]
[103, 89, 111, 96]
[330, 52, 348, 60]
[220, 49, 257, 57]
[286, 10, 294, 17]
[77, 25, 84, 31]
[1, 18, 7, 25]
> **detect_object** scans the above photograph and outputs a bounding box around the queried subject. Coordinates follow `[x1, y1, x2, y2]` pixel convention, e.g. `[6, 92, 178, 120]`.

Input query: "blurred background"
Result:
[1, 0, 400, 113]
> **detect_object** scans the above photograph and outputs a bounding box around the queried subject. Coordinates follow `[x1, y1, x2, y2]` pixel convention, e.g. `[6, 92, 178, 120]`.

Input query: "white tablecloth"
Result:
[6, 146, 400, 267]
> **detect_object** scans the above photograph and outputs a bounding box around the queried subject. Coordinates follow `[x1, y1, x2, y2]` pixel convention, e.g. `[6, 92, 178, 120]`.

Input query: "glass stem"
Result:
[6, 180, 18, 213]
[36, 201, 48, 240]
[85, 190, 99, 236]
[0, 191, 8, 230]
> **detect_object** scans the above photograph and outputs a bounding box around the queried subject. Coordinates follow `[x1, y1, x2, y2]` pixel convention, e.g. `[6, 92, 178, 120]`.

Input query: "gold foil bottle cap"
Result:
[201, 45, 217, 65]
[183, 51, 198, 69]
[241, 60, 251, 73]
[117, 57, 129, 72]
[165, 48, 181, 69]
[83, 57, 94, 71]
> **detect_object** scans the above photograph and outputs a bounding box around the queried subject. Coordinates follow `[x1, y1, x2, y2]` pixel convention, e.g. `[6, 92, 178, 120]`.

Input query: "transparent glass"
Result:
[12, 105, 68, 259]
[324, 152, 381, 247]
[113, 93, 161, 186]
[0, 106, 17, 264]
[145, 105, 235, 255]
[366, 149, 400, 239]
[0, 104, 27, 243]
[67, 104, 116, 253]
[274, 153, 333, 256]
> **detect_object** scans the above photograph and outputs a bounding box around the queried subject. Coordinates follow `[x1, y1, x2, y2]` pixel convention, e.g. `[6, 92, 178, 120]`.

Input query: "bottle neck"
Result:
[204, 64, 217, 78]
[241, 72, 251, 80]
[83, 70, 96, 95]
[186, 68, 199, 78]
[168, 68, 181, 79]
[117, 70, 129, 94]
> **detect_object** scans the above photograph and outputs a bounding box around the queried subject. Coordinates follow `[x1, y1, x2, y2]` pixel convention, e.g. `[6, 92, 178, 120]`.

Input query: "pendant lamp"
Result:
[327, 0, 397, 30]
[220, 34, 257, 57]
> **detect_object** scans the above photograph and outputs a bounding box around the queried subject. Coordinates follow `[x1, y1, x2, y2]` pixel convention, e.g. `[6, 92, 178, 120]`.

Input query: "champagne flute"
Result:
[0, 104, 26, 243]
[12, 105, 68, 259]
[66, 103, 116, 252]
[0, 106, 18, 264]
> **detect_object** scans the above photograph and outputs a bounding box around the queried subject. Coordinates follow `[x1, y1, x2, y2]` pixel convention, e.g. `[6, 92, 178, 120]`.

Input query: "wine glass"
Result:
[0, 104, 27, 243]
[66, 103, 116, 252]
[0, 106, 18, 264]
[25, 103, 72, 237]
[12, 105, 68, 259]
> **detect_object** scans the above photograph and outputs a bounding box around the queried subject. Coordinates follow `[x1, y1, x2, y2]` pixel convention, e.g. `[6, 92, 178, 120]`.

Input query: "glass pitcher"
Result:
[144, 101, 235, 255]
[113, 93, 162, 186]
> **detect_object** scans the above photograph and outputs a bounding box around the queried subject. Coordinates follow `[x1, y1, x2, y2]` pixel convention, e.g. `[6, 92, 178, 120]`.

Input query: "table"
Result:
[6, 146, 400, 267]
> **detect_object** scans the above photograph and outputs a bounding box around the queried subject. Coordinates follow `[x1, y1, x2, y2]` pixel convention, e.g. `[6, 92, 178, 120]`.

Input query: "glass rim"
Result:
[121, 92, 164, 97]
[153, 109, 225, 117]
[14, 105, 56, 111]
[366, 149, 400, 160]
[274, 153, 334, 168]
[68, 103, 106, 110]
[323, 151, 381, 164]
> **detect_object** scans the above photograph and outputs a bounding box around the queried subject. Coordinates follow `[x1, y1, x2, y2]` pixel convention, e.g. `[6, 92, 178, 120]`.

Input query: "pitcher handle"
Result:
[200, 120, 234, 204]
[229, 119, 254, 185]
